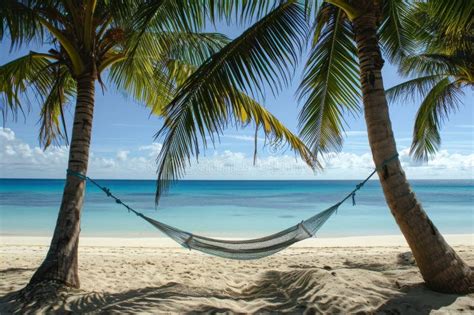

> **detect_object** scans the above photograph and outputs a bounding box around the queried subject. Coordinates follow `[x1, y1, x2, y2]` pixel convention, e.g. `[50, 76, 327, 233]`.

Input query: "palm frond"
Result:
[205, 0, 276, 25]
[411, 78, 464, 161]
[426, 0, 473, 38]
[134, 0, 275, 35]
[107, 29, 177, 115]
[386, 74, 445, 104]
[0, 53, 53, 119]
[38, 68, 75, 148]
[297, 4, 360, 156]
[392, 0, 472, 161]
[378, 0, 415, 63]
[133, 0, 207, 34]
[0, 52, 75, 147]
[155, 90, 316, 204]
[163, 59, 197, 88]
[399, 53, 457, 77]
[0, 0, 47, 49]
[107, 31, 228, 115]
[153, 1, 312, 203]
[408, 0, 473, 56]
[108, 53, 175, 116]
[157, 32, 230, 68]
[105, 0, 140, 25]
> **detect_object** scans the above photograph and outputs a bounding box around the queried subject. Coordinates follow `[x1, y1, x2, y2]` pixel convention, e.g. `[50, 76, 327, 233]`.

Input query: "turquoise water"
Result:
[0, 179, 472, 238]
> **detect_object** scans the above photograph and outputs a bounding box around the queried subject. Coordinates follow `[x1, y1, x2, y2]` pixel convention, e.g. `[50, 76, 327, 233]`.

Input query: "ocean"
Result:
[0, 179, 472, 238]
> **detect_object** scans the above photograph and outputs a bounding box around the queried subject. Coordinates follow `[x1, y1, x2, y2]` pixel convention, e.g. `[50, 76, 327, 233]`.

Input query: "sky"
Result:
[0, 17, 473, 180]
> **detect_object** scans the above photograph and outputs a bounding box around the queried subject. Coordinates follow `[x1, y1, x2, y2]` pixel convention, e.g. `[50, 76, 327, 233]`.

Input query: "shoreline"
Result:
[1, 233, 472, 248]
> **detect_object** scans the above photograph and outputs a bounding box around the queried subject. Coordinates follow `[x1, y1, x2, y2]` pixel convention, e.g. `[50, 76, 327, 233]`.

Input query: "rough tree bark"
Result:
[352, 11, 473, 293]
[28, 73, 96, 288]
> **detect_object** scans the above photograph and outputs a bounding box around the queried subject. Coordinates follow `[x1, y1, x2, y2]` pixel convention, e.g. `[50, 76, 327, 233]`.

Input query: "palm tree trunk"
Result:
[28, 73, 96, 288]
[352, 12, 472, 293]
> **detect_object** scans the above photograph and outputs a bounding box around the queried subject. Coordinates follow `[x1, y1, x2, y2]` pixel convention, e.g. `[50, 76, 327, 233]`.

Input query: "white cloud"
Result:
[0, 128, 15, 141]
[1, 128, 473, 180]
[0, 128, 69, 177]
[138, 143, 162, 156]
[116, 150, 129, 161]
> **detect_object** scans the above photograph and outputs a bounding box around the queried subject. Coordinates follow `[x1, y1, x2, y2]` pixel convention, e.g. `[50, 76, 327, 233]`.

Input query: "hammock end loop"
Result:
[377, 153, 400, 171]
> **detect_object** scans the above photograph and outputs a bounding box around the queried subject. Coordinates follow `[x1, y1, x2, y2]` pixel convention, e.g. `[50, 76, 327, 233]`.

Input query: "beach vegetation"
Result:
[386, 0, 473, 160]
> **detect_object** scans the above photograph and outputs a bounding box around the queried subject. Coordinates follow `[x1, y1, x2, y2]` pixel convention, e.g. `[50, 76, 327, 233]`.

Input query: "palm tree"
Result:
[154, 0, 472, 293]
[386, 0, 473, 160]
[0, 0, 313, 290]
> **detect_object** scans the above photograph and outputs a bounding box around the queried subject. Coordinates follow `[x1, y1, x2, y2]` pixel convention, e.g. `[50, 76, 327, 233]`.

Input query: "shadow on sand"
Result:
[0, 268, 468, 314]
[375, 284, 463, 315]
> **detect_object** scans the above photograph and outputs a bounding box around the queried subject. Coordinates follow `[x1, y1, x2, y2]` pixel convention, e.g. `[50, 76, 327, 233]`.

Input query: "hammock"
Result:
[137, 204, 338, 259]
[67, 154, 397, 260]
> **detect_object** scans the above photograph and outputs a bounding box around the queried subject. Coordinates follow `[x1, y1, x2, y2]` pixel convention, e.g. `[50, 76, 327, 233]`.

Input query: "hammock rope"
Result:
[67, 154, 398, 260]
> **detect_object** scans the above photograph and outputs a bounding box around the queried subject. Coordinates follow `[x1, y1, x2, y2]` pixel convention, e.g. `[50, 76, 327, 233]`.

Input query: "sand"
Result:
[0, 234, 473, 314]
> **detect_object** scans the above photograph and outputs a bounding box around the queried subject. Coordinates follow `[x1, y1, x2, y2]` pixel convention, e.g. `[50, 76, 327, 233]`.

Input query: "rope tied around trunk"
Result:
[336, 153, 399, 207]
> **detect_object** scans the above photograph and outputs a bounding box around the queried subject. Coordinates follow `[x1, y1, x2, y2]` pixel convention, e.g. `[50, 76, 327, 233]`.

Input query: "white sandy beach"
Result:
[1, 234, 473, 314]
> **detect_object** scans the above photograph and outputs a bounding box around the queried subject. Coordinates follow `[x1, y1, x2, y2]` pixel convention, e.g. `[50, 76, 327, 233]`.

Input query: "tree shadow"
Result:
[0, 282, 248, 314]
[0, 269, 331, 314]
[375, 283, 462, 315]
[0, 269, 469, 314]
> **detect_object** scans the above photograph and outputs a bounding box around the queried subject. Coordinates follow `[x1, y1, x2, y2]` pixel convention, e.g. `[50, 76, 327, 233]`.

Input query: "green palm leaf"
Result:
[134, 0, 274, 35]
[427, 0, 473, 38]
[107, 31, 228, 115]
[409, 0, 473, 56]
[379, 0, 415, 62]
[158, 32, 230, 67]
[389, 0, 472, 161]
[0, 53, 53, 118]
[386, 74, 445, 104]
[411, 78, 464, 161]
[133, 0, 207, 34]
[154, 1, 314, 203]
[39, 67, 75, 148]
[0, 52, 75, 147]
[0, 0, 47, 48]
[399, 53, 459, 77]
[298, 4, 360, 156]
[108, 53, 175, 116]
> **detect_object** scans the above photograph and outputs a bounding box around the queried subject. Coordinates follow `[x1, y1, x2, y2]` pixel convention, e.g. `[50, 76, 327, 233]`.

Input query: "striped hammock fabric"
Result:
[137, 204, 339, 260]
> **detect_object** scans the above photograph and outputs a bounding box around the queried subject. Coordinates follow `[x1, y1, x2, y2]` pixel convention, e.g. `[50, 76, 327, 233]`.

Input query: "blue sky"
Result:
[1, 20, 473, 180]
